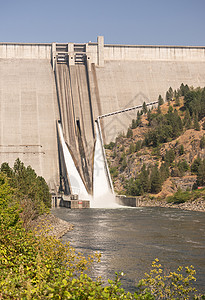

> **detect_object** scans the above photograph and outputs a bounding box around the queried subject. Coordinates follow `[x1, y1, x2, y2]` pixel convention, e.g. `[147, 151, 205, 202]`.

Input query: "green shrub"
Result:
[166, 189, 191, 204]
[104, 141, 116, 150]
[110, 167, 119, 179]
[126, 128, 133, 138]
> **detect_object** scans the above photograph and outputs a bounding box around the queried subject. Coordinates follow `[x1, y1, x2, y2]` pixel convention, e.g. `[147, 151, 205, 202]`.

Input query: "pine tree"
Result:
[140, 164, 150, 193]
[178, 144, 184, 155]
[158, 95, 164, 106]
[157, 104, 161, 114]
[200, 135, 205, 149]
[184, 109, 192, 129]
[194, 114, 200, 131]
[142, 101, 147, 114]
[175, 95, 180, 106]
[126, 128, 133, 138]
[168, 87, 174, 99]
[197, 159, 205, 186]
[150, 166, 162, 193]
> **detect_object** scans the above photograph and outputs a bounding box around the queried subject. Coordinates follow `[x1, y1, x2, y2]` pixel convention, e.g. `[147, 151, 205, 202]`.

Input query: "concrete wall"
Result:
[0, 58, 59, 190]
[103, 44, 205, 62]
[116, 195, 138, 207]
[0, 43, 51, 59]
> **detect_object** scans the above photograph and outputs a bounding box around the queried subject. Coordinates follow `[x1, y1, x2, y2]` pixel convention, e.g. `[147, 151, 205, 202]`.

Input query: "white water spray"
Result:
[58, 122, 90, 200]
[92, 121, 117, 208]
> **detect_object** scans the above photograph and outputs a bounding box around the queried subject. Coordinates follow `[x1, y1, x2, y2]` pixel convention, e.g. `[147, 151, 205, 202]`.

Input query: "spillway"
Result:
[92, 121, 116, 208]
[57, 122, 90, 200]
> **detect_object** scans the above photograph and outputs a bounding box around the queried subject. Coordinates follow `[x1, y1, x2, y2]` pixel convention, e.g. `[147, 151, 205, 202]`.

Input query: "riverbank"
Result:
[30, 213, 73, 239]
[138, 197, 205, 212]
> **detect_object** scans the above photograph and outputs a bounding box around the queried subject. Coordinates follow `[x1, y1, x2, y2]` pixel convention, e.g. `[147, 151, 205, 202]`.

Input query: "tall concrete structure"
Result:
[0, 37, 205, 194]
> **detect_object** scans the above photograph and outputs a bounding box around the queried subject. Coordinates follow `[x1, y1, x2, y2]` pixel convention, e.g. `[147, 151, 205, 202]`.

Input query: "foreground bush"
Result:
[1, 225, 204, 299]
[0, 169, 204, 299]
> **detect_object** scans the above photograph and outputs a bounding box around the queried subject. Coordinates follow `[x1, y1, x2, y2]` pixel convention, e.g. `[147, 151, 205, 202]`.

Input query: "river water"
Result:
[52, 207, 205, 294]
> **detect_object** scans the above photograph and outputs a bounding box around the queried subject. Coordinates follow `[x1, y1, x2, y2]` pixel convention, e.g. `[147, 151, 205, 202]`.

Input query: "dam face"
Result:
[0, 37, 205, 195]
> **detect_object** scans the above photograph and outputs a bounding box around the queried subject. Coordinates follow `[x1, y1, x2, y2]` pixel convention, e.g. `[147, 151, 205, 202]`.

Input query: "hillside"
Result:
[105, 84, 205, 203]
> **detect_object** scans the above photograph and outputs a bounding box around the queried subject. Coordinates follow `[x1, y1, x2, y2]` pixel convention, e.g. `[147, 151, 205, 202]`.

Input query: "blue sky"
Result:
[0, 0, 204, 45]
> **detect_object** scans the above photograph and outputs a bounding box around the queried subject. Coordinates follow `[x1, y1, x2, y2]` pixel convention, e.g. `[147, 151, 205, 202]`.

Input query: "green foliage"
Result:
[127, 128, 133, 138]
[135, 140, 143, 152]
[184, 87, 205, 121]
[160, 162, 170, 180]
[178, 144, 184, 155]
[104, 141, 116, 150]
[0, 174, 19, 229]
[164, 149, 175, 165]
[145, 109, 183, 147]
[197, 159, 205, 186]
[175, 95, 180, 106]
[131, 113, 142, 129]
[158, 95, 164, 106]
[150, 165, 162, 193]
[124, 178, 142, 196]
[166, 87, 174, 102]
[191, 157, 202, 174]
[143, 101, 148, 114]
[180, 83, 190, 96]
[184, 109, 192, 129]
[129, 143, 136, 154]
[124, 164, 163, 196]
[167, 189, 191, 204]
[137, 259, 201, 299]
[200, 135, 205, 149]
[110, 167, 119, 179]
[0, 159, 51, 217]
[194, 114, 201, 131]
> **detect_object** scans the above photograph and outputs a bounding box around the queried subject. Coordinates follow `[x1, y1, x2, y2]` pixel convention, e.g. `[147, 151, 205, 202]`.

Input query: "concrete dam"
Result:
[0, 36, 205, 200]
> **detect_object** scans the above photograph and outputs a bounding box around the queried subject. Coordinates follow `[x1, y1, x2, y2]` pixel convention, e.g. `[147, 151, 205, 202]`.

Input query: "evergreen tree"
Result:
[135, 140, 142, 152]
[180, 83, 189, 96]
[164, 149, 175, 165]
[197, 159, 205, 186]
[157, 104, 161, 114]
[0, 162, 14, 179]
[142, 101, 147, 114]
[168, 87, 173, 99]
[184, 109, 192, 129]
[147, 110, 152, 124]
[158, 95, 164, 106]
[126, 128, 133, 138]
[193, 114, 200, 131]
[191, 156, 202, 174]
[178, 144, 184, 155]
[175, 95, 180, 106]
[150, 166, 162, 193]
[129, 143, 135, 154]
[140, 164, 150, 193]
[160, 162, 170, 180]
[166, 91, 170, 102]
[131, 119, 137, 129]
[200, 135, 205, 149]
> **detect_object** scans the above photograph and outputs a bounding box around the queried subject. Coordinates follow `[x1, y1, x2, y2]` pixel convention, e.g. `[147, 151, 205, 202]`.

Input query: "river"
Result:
[52, 207, 205, 294]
